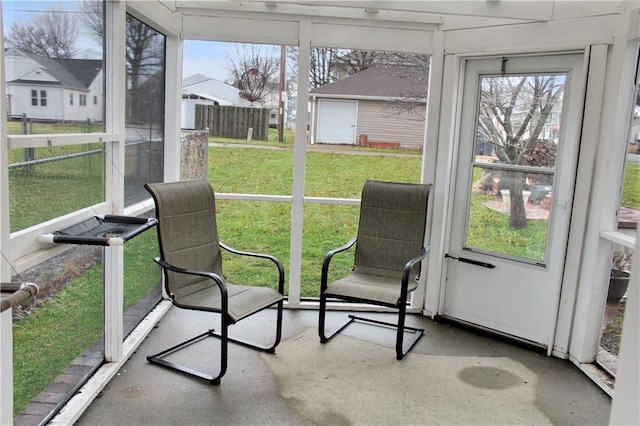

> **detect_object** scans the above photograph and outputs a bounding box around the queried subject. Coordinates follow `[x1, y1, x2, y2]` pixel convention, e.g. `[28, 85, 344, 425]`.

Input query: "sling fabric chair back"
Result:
[355, 180, 428, 285]
[150, 178, 223, 302]
[319, 180, 432, 360]
[145, 179, 284, 384]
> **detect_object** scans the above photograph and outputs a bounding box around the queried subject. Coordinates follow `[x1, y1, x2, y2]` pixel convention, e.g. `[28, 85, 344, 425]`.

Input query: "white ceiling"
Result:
[172, 1, 630, 31]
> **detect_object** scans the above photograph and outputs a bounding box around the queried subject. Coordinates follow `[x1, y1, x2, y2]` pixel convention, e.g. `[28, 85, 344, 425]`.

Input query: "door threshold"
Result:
[436, 315, 547, 354]
[574, 361, 615, 397]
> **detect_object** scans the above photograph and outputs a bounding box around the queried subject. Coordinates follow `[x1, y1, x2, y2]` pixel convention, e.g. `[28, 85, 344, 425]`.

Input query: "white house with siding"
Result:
[4, 49, 103, 123]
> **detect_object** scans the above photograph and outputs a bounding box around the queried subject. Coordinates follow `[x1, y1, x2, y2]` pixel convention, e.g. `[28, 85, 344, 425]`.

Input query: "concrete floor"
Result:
[76, 308, 611, 425]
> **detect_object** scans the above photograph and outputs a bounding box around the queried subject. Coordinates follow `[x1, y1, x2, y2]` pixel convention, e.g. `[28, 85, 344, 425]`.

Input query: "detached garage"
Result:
[309, 65, 427, 149]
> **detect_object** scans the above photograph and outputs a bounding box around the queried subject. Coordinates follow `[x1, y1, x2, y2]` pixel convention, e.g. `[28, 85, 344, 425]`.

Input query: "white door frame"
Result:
[424, 48, 596, 354]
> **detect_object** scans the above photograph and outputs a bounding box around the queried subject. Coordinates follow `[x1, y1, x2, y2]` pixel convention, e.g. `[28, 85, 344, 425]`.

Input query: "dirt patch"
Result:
[600, 299, 625, 356]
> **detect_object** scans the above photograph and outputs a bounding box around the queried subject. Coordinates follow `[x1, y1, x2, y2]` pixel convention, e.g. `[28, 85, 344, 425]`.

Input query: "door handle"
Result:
[445, 254, 495, 269]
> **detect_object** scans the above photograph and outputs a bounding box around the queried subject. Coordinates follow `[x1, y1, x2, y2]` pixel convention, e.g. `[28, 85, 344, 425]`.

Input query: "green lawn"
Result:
[12, 230, 160, 414]
[9, 141, 640, 415]
[9, 144, 105, 232]
[622, 162, 640, 208]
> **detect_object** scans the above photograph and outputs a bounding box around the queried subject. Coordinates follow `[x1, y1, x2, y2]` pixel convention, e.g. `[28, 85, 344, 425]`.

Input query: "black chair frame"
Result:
[145, 179, 285, 386]
[319, 240, 429, 360]
[148, 244, 284, 385]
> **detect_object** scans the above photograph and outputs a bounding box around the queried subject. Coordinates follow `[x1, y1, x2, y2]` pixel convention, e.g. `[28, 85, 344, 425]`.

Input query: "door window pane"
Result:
[466, 74, 566, 263]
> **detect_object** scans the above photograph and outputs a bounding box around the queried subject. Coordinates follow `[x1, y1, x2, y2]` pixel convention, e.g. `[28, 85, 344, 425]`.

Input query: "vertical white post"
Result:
[0, 2, 15, 422]
[609, 224, 640, 424]
[421, 30, 445, 316]
[164, 34, 183, 183]
[0, 311, 12, 425]
[103, 0, 127, 362]
[288, 21, 311, 305]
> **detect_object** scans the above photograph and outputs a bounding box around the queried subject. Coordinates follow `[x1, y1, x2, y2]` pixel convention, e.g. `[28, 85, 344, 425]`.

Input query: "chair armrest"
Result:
[219, 242, 285, 295]
[400, 245, 431, 298]
[321, 237, 357, 292]
[154, 257, 228, 308]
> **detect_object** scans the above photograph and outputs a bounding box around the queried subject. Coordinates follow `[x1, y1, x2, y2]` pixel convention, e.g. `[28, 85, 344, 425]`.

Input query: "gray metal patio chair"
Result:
[144, 180, 284, 385]
[319, 180, 432, 360]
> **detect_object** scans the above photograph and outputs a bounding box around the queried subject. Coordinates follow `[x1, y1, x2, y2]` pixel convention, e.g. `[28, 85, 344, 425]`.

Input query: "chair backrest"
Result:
[145, 180, 223, 299]
[354, 180, 432, 279]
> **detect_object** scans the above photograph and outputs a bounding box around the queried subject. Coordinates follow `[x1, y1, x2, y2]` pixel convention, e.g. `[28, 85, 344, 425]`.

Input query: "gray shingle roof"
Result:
[13, 51, 101, 90]
[310, 65, 427, 99]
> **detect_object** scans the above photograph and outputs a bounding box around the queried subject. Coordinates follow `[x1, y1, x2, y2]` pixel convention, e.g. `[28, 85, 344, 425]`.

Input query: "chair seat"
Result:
[324, 272, 418, 306]
[176, 283, 284, 323]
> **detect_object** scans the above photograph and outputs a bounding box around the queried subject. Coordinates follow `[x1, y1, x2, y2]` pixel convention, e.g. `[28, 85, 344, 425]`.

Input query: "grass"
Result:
[6, 120, 103, 135]
[12, 231, 160, 415]
[210, 127, 296, 146]
[9, 144, 105, 232]
[13, 265, 104, 412]
[208, 146, 422, 296]
[467, 193, 547, 261]
[207, 146, 420, 197]
[622, 162, 640, 209]
[8, 137, 640, 415]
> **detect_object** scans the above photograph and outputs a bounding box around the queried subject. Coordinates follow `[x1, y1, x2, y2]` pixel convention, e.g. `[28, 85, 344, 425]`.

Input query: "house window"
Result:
[94, 95, 98, 105]
[80, 94, 87, 106]
[70, 93, 74, 105]
[31, 89, 47, 106]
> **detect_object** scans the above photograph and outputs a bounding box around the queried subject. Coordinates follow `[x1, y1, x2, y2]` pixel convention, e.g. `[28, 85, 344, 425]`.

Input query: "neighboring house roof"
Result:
[310, 65, 427, 100]
[182, 73, 252, 107]
[182, 73, 214, 88]
[182, 73, 237, 93]
[54, 57, 102, 88]
[5, 49, 102, 91]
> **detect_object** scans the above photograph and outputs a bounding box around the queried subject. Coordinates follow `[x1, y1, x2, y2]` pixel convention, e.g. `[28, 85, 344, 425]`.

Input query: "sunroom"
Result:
[1, 1, 638, 424]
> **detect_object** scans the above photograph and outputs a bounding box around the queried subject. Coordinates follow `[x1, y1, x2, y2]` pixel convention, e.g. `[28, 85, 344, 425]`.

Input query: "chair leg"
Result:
[210, 301, 283, 354]
[330, 313, 424, 360]
[147, 302, 283, 384]
[147, 328, 225, 385]
[318, 293, 328, 342]
[395, 305, 424, 360]
[319, 294, 355, 343]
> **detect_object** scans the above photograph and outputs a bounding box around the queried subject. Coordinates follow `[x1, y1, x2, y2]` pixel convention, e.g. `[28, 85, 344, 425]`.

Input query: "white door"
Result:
[443, 54, 584, 348]
[317, 99, 357, 144]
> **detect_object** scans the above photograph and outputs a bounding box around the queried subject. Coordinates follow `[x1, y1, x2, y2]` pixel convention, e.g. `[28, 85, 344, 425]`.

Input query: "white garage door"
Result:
[317, 99, 357, 144]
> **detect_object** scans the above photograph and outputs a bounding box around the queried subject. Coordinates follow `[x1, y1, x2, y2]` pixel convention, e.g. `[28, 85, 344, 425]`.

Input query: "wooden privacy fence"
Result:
[195, 105, 270, 140]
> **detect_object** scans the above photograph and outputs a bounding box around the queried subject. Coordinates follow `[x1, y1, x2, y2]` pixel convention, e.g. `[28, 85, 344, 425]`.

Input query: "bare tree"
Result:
[308, 47, 338, 89]
[380, 53, 430, 120]
[479, 75, 563, 228]
[227, 45, 280, 104]
[78, 0, 104, 44]
[126, 15, 165, 123]
[287, 46, 338, 90]
[5, 8, 78, 58]
[332, 49, 380, 76]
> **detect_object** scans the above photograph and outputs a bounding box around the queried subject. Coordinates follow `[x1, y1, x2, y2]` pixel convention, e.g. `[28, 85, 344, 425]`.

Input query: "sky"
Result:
[2, 1, 103, 59]
[2, 1, 259, 83]
[183, 40, 235, 82]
